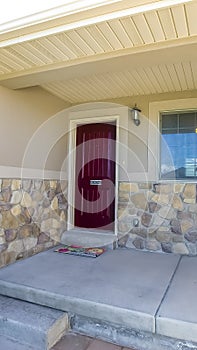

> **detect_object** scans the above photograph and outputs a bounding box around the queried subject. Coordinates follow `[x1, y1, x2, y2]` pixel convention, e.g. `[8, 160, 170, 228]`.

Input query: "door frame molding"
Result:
[67, 114, 119, 235]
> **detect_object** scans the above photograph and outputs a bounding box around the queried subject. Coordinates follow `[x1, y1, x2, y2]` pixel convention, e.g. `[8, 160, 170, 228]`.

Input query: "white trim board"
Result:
[0, 166, 67, 180]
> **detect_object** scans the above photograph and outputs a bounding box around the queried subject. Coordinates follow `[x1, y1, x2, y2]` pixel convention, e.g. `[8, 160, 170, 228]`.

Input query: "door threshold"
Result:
[72, 227, 115, 235]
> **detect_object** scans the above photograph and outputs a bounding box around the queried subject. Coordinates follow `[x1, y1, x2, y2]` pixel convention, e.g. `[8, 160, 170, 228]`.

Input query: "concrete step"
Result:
[61, 229, 117, 249]
[0, 295, 68, 350]
[0, 335, 36, 350]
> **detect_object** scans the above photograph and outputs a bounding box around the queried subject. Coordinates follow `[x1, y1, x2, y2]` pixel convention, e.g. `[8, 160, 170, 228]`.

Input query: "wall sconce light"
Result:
[131, 104, 141, 126]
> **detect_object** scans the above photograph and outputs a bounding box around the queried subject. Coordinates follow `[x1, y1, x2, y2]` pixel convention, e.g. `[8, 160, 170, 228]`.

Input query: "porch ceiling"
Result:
[0, 0, 197, 105]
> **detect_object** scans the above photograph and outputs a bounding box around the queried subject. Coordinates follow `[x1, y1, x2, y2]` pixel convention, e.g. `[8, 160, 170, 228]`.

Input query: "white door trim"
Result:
[67, 115, 119, 235]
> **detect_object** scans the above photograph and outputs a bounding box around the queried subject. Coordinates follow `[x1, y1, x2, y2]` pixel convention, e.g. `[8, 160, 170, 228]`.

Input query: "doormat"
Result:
[54, 245, 105, 258]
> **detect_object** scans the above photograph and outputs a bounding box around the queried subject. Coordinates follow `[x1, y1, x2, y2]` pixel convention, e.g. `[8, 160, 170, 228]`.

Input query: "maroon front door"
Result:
[75, 123, 116, 230]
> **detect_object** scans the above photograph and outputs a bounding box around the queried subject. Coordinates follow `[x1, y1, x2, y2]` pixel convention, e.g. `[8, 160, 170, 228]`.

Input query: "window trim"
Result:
[148, 98, 197, 182]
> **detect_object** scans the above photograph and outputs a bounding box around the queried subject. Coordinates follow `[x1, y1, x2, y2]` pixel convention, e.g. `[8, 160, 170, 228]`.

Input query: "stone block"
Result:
[2, 188, 12, 202]
[21, 192, 33, 208]
[31, 191, 43, 202]
[1, 211, 19, 229]
[50, 180, 57, 189]
[157, 226, 171, 233]
[41, 218, 61, 232]
[117, 234, 129, 247]
[130, 183, 139, 193]
[161, 242, 172, 253]
[172, 233, 183, 243]
[130, 193, 147, 210]
[152, 215, 165, 227]
[2, 179, 11, 189]
[11, 180, 21, 191]
[22, 179, 32, 192]
[156, 231, 171, 243]
[49, 229, 61, 243]
[147, 191, 155, 200]
[23, 237, 38, 251]
[60, 211, 66, 221]
[177, 211, 191, 220]
[183, 184, 196, 200]
[180, 220, 193, 234]
[184, 198, 196, 204]
[172, 243, 189, 255]
[186, 242, 197, 256]
[119, 182, 131, 192]
[133, 237, 145, 250]
[5, 229, 17, 242]
[38, 233, 50, 244]
[7, 240, 24, 254]
[172, 195, 183, 211]
[47, 189, 56, 201]
[138, 182, 152, 190]
[154, 184, 173, 194]
[148, 201, 161, 213]
[11, 205, 21, 216]
[42, 198, 51, 208]
[0, 243, 7, 253]
[118, 191, 130, 202]
[174, 183, 185, 193]
[0, 236, 5, 244]
[18, 225, 33, 239]
[4, 251, 18, 265]
[145, 240, 161, 251]
[170, 219, 182, 235]
[189, 204, 197, 213]
[33, 179, 43, 190]
[158, 206, 176, 220]
[11, 191, 23, 204]
[51, 196, 59, 210]
[130, 228, 147, 238]
[147, 228, 157, 239]
[128, 206, 137, 215]
[0, 228, 4, 236]
[118, 222, 131, 233]
[32, 223, 40, 237]
[141, 212, 152, 227]
[185, 231, 197, 243]
[152, 194, 170, 205]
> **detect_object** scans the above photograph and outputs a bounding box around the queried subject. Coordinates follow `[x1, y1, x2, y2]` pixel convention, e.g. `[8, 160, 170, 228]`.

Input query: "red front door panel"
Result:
[75, 123, 116, 230]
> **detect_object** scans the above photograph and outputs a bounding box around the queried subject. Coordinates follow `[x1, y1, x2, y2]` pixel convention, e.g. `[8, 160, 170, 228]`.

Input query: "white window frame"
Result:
[148, 98, 197, 182]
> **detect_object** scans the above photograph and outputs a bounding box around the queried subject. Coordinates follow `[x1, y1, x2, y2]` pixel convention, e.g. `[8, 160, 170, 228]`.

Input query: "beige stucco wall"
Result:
[1, 86, 197, 179]
[106, 90, 197, 117]
[0, 86, 67, 175]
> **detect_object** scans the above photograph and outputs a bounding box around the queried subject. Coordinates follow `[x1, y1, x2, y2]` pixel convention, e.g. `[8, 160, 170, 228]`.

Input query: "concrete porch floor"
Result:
[0, 248, 196, 349]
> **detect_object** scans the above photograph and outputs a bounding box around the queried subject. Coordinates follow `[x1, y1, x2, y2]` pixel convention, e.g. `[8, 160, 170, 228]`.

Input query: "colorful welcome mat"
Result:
[55, 245, 105, 258]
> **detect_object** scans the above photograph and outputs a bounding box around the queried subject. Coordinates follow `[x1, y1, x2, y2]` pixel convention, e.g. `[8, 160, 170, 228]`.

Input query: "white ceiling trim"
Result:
[0, 0, 123, 34]
[0, 0, 193, 48]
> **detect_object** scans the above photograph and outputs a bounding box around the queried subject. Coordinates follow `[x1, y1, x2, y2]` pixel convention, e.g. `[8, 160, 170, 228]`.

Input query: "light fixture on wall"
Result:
[131, 104, 141, 126]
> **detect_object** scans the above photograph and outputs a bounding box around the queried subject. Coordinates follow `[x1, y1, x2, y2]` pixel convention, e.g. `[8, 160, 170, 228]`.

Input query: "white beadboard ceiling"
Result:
[0, 0, 197, 104]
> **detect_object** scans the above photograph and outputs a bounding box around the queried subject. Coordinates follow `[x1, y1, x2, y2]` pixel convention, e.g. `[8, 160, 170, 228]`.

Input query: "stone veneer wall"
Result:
[1, 178, 197, 268]
[118, 182, 197, 255]
[0, 179, 68, 268]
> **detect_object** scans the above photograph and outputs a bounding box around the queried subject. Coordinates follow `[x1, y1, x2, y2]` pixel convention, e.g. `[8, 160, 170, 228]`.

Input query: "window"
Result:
[160, 111, 197, 180]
